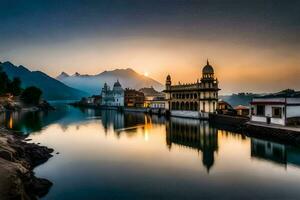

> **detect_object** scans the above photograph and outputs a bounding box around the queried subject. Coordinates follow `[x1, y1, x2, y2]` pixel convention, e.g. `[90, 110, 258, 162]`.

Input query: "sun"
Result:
[144, 72, 149, 77]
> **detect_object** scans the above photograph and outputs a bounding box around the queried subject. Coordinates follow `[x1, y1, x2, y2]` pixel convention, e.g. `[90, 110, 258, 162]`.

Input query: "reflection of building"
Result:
[100, 110, 151, 136]
[101, 110, 125, 133]
[166, 118, 218, 172]
[251, 138, 287, 165]
[164, 60, 220, 119]
[101, 81, 124, 107]
[251, 138, 300, 168]
[124, 89, 145, 108]
[250, 90, 300, 126]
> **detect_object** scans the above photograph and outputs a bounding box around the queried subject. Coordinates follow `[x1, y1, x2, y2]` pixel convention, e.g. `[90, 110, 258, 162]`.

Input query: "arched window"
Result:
[195, 102, 198, 111]
[191, 102, 194, 111]
[185, 102, 189, 110]
[176, 102, 179, 110]
[181, 102, 184, 110]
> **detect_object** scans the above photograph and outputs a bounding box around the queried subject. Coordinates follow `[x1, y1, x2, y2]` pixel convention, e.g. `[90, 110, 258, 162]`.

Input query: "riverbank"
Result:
[0, 100, 55, 113]
[0, 127, 54, 200]
[244, 122, 300, 146]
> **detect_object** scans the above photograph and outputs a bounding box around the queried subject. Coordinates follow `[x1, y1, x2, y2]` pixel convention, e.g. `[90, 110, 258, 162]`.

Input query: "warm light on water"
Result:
[2, 102, 300, 199]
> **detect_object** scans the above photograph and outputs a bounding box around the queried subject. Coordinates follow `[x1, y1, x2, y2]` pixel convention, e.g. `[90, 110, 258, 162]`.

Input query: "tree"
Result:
[0, 65, 10, 95]
[8, 77, 22, 96]
[21, 86, 42, 105]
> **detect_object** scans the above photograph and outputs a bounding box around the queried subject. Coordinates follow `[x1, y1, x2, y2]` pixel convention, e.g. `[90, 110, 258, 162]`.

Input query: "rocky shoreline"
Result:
[0, 127, 54, 200]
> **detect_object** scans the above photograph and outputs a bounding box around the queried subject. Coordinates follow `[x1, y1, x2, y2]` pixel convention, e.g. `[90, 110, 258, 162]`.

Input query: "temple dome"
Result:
[166, 74, 171, 81]
[202, 60, 214, 74]
[113, 80, 122, 88]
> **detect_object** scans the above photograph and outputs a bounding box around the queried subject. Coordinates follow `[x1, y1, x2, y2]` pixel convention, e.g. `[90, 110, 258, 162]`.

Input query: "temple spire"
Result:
[207, 59, 209, 65]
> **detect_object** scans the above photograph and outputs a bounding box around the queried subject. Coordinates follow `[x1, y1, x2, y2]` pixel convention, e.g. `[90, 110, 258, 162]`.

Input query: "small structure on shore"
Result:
[217, 100, 236, 115]
[250, 89, 300, 126]
[101, 81, 124, 107]
[164, 60, 220, 119]
[235, 105, 250, 117]
[0, 93, 13, 104]
[124, 88, 144, 108]
[139, 87, 165, 109]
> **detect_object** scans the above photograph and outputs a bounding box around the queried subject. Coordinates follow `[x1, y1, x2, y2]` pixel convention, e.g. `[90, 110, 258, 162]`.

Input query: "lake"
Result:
[1, 101, 300, 199]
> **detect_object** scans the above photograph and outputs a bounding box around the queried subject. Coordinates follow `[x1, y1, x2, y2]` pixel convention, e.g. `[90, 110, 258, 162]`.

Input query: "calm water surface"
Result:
[1, 102, 300, 199]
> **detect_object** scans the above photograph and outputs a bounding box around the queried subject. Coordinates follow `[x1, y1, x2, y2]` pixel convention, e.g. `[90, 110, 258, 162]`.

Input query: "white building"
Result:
[164, 60, 220, 119]
[149, 96, 165, 109]
[101, 81, 124, 107]
[250, 90, 300, 126]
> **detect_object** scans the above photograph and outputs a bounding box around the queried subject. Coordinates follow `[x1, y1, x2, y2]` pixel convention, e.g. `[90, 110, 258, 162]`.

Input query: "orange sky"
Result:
[2, 36, 299, 94]
[1, 1, 300, 94]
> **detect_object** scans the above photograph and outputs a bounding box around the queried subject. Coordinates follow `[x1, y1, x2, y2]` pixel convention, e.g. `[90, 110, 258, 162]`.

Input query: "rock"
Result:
[37, 100, 55, 111]
[23, 172, 53, 199]
[0, 150, 14, 162]
[0, 129, 54, 199]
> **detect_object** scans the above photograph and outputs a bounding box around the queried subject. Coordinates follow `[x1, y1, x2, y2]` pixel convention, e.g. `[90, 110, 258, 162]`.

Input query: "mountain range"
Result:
[219, 93, 262, 107]
[57, 68, 164, 95]
[0, 61, 87, 100]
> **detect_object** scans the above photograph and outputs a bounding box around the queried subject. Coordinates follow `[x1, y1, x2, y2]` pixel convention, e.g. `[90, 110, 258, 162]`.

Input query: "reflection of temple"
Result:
[100, 110, 159, 138]
[166, 117, 218, 172]
[101, 110, 125, 134]
[251, 138, 300, 168]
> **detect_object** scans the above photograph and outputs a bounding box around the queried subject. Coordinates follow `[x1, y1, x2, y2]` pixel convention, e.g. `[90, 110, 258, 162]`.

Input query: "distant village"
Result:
[75, 60, 300, 129]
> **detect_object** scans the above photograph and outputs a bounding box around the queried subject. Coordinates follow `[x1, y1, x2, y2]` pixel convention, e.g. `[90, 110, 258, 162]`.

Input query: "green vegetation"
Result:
[0, 64, 43, 105]
[20, 86, 42, 105]
[0, 66, 22, 96]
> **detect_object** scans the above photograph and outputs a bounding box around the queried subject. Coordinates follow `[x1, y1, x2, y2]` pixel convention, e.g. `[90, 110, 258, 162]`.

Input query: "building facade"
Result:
[139, 87, 165, 108]
[250, 90, 300, 126]
[164, 60, 220, 119]
[149, 96, 165, 109]
[235, 105, 250, 117]
[124, 88, 145, 108]
[101, 80, 124, 107]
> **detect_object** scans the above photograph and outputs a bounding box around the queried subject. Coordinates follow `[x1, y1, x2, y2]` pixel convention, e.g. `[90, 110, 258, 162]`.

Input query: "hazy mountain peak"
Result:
[56, 72, 70, 80]
[73, 72, 81, 76]
[58, 67, 164, 95]
[61, 72, 69, 76]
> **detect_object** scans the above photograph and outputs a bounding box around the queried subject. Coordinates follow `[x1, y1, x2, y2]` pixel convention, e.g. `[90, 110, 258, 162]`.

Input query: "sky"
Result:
[0, 0, 299, 94]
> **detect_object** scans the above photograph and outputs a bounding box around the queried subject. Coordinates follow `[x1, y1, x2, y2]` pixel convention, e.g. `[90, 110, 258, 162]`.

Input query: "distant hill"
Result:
[221, 90, 299, 107]
[0, 61, 87, 100]
[57, 68, 164, 95]
[139, 87, 164, 97]
[219, 93, 262, 107]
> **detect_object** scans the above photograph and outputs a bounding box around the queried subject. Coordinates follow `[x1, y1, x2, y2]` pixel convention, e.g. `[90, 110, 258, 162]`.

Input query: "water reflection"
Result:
[0, 111, 44, 134]
[251, 138, 300, 168]
[166, 117, 218, 172]
[2, 103, 300, 173]
[3, 103, 300, 199]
